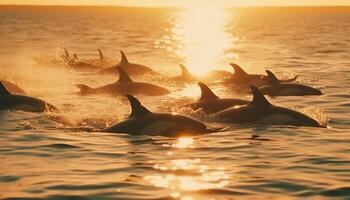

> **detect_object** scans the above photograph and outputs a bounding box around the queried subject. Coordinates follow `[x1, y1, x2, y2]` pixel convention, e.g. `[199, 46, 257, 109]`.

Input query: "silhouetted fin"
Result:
[127, 95, 151, 118]
[250, 86, 271, 106]
[117, 68, 133, 83]
[179, 64, 192, 78]
[120, 50, 129, 64]
[265, 70, 280, 85]
[75, 84, 94, 94]
[98, 48, 104, 60]
[0, 82, 11, 96]
[231, 63, 248, 76]
[0, 80, 26, 95]
[198, 82, 219, 101]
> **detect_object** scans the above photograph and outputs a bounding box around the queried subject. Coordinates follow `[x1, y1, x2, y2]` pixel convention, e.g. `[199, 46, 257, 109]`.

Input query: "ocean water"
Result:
[1, 5, 350, 200]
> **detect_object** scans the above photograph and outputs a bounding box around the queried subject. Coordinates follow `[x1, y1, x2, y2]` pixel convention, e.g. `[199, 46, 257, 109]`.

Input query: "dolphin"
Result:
[229, 63, 298, 87]
[89, 48, 112, 66]
[76, 68, 170, 96]
[186, 82, 249, 114]
[258, 70, 322, 96]
[0, 80, 26, 95]
[169, 64, 236, 83]
[97, 48, 104, 61]
[170, 64, 197, 82]
[104, 95, 214, 137]
[99, 51, 159, 76]
[0, 82, 57, 113]
[93, 48, 111, 66]
[212, 86, 320, 127]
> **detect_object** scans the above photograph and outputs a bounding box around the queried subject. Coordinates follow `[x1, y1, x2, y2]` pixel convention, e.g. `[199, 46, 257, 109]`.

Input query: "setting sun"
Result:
[172, 5, 233, 75]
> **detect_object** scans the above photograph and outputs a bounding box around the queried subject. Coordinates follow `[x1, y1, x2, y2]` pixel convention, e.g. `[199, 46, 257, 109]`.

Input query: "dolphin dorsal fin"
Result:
[0, 82, 11, 96]
[250, 86, 271, 106]
[265, 70, 280, 85]
[127, 95, 151, 118]
[231, 63, 248, 76]
[198, 82, 219, 101]
[98, 48, 104, 60]
[120, 50, 129, 64]
[117, 68, 133, 83]
[179, 64, 192, 78]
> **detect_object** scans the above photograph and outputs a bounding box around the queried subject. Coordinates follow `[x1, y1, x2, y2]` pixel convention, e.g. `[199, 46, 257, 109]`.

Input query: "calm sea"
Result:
[0, 6, 350, 200]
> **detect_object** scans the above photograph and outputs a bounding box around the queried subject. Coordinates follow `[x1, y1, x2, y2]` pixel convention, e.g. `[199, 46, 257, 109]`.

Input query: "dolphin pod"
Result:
[76, 68, 170, 96]
[212, 86, 320, 127]
[0, 82, 57, 113]
[104, 95, 214, 137]
[258, 70, 322, 96]
[186, 82, 249, 114]
[5, 50, 325, 136]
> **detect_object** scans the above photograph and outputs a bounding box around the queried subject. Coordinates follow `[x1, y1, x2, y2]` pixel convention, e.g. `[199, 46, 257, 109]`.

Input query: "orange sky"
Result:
[1, 0, 350, 7]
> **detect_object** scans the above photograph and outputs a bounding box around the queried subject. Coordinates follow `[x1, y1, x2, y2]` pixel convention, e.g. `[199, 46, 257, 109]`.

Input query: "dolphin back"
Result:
[104, 95, 211, 137]
[104, 113, 210, 137]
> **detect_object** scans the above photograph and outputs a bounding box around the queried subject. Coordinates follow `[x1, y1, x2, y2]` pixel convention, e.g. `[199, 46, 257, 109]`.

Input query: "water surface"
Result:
[1, 6, 350, 200]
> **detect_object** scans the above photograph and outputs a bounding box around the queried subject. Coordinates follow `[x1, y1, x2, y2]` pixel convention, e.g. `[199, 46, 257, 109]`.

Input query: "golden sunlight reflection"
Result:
[145, 158, 230, 200]
[181, 197, 194, 200]
[169, 84, 200, 99]
[173, 137, 194, 148]
[172, 5, 235, 76]
[162, 137, 194, 149]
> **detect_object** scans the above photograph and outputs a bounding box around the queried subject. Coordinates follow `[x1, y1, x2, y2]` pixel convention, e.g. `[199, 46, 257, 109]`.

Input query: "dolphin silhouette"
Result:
[76, 68, 170, 96]
[91, 48, 112, 66]
[229, 63, 298, 87]
[169, 64, 197, 82]
[104, 95, 215, 137]
[97, 48, 104, 61]
[0, 82, 57, 113]
[212, 86, 320, 127]
[169, 64, 237, 83]
[99, 50, 159, 76]
[186, 82, 249, 114]
[258, 70, 322, 96]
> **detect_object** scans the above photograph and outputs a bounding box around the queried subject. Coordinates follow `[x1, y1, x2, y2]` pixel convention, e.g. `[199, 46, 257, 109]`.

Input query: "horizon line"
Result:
[1, 4, 350, 9]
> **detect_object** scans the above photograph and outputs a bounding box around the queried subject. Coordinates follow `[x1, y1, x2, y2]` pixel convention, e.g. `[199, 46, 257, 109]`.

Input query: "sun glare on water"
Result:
[146, 137, 231, 199]
[173, 137, 194, 148]
[145, 158, 230, 200]
[172, 5, 234, 76]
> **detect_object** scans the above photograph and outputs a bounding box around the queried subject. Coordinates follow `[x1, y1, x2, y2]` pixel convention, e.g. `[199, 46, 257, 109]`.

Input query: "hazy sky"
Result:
[1, 0, 350, 7]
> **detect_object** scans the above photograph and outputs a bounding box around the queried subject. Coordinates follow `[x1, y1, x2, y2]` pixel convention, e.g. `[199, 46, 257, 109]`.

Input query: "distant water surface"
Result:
[0, 6, 350, 200]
